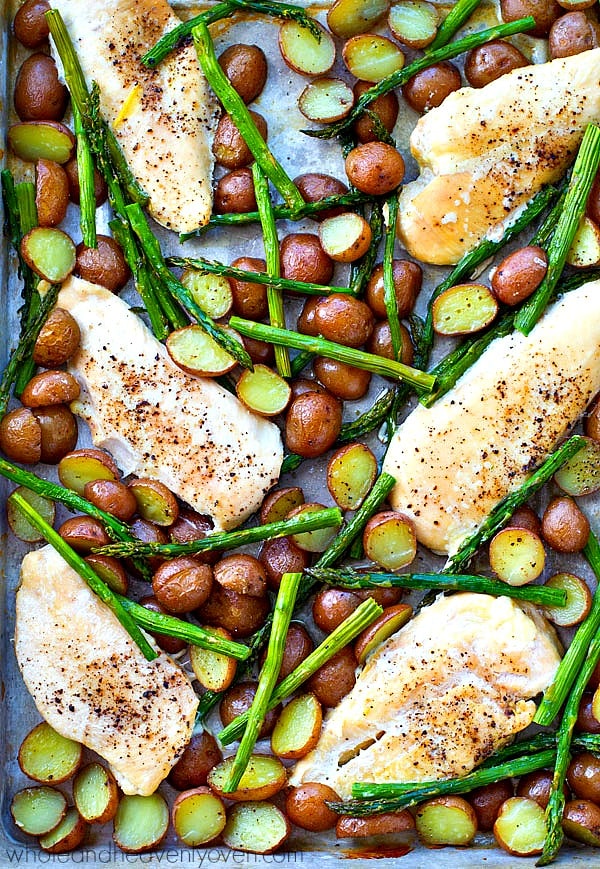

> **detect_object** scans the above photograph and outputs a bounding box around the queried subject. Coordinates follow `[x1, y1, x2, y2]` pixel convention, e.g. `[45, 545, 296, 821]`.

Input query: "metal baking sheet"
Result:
[0, 0, 596, 864]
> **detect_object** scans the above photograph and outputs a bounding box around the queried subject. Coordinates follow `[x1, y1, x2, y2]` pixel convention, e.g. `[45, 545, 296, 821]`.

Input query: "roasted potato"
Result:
[464, 40, 529, 87]
[212, 111, 268, 169]
[345, 141, 405, 196]
[218, 44, 268, 104]
[214, 168, 257, 214]
[14, 53, 68, 121]
[75, 235, 130, 293]
[13, 0, 51, 48]
[280, 233, 334, 285]
[285, 391, 342, 458]
[20, 370, 80, 408]
[35, 158, 69, 227]
[33, 307, 80, 367]
[313, 294, 375, 347]
[402, 62, 461, 113]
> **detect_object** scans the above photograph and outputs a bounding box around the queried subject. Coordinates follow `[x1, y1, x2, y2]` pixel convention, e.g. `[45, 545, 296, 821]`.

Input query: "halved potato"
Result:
[563, 799, 600, 846]
[260, 487, 304, 525]
[432, 283, 498, 336]
[166, 325, 240, 377]
[388, 1, 439, 48]
[181, 270, 233, 319]
[279, 20, 335, 76]
[336, 809, 415, 837]
[21, 227, 76, 283]
[7, 486, 55, 543]
[8, 121, 75, 164]
[363, 511, 417, 570]
[11, 786, 67, 836]
[18, 722, 82, 784]
[299, 78, 355, 123]
[172, 787, 226, 846]
[236, 365, 291, 416]
[319, 213, 372, 263]
[128, 478, 179, 526]
[73, 762, 119, 824]
[58, 448, 119, 495]
[190, 628, 237, 692]
[327, 443, 377, 511]
[493, 797, 546, 857]
[566, 216, 600, 268]
[415, 796, 477, 846]
[328, 0, 390, 38]
[342, 34, 404, 83]
[488, 527, 545, 586]
[39, 808, 87, 854]
[544, 573, 592, 627]
[113, 794, 169, 853]
[555, 437, 600, 496]
[207, 755, 287, 802]
[271, 693, 323, 760]
[354, 603, 413, 663]
[222, 801, 290, 853]
[288, 502, 339, 553]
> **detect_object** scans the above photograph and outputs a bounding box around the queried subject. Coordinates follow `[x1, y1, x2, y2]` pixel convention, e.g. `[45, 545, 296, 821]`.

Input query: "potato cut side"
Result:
[327, 443, 378, 510]
[236, 365, 292, 416]
[73, 763, 119, 824]
[128, 478, 179, 526]
[208, 755, 287, 802]
[555, 438, 600, 496]
[415, 796, 478, 846]
[432, 283, 498, 336]
[39, 808, 87, 854]
[354, 603, 413, 663]
[488, 527, 546, 586]
[289, 503, 339, 553]
[388, 1, 439, 48]
[222, 801, 290, 854]
[18, 722, 82, 784]
[342, 34, 405, 83]
[190, 629, 237, 692]
[493, 797, 546, 856]
[567, 216, 600, 268]
[271, 693, 323, 759]
[58, 451, 118, 495]
[7, 486, 55, 542]
[336, 809, 415, 837]
[113, 794, 169, 853]
[85, 555, 128, 595]
[299, 78, 355, 123]
[328, 0, 390, 38]
[319, 213, 372, 263]
[21, 227, 76, 283]
[8, 122, 75, 164]
[363, 511, 417, 570]
[172, 788, 227, 846]
[166, 325, 240, 376]
[260, 487, 304, 525]
[181, 270, 233, 319]
[544, 573, 591, 627]
[279, 20, 336, 76]
[11, 787, 67, 836]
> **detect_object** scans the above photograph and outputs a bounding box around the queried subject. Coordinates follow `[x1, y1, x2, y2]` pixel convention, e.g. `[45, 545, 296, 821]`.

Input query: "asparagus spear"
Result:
[93, 507, 342, 558]
[116, 596, 251, 660]
[9, 492, 156, 662]
[535, 528, 600, 726]
[180, 191, 371, 238]
[167, 256, 351, 297]
[223, 572, 302, 790]
[515, 124, 600, 335]
[383, 193, 402, 360]
[280, 453, 303, 474]
[426, 0, 483, 52]
[445, 436, 586, 574]
[142, 0, 321, 68]
[290, 349, 315, 378]
[73, 103, 97, 249]
[349, 201, 384, 297]
[252, 163, 291, 377]
[479, 732, 600, 769]
[192, 21, 304, 213]
[218, 597, 383, 745]
[306, 567, 567, 607]
[228, 317, 437, 391]
[304, 18, 535, 140]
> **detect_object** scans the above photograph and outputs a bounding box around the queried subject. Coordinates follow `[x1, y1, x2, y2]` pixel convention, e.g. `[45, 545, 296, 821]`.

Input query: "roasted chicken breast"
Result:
[57, 276, 283, 531]
[290, 593, 561, 798]
[50, 0, 218, 232]
[383, 280, 600, 555]
[398, 49, 600, 265]
[15, 545, 198, 796]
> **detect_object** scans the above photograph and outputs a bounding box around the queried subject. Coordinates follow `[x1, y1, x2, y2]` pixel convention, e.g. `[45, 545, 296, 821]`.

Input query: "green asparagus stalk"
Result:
[280, 453, 304, 474]
[116, 596, 250, 660]
[142, 0, 321, 68]
[306, 567, 567, 607]
[218, 597, 383, 745]
[73, 103, 97, 249]
[192, 21, 304, 213]
[480, 732, 600, 769]
[515, 124, 600, 335]
[445, 436, 586, 574]
[252, 163, 291, 377]
[0, 285, 59, 418]
[531, 183, 569, 248]
[9, 492, 156, 662]
[0, 457, 151, 579]
[304, 18, 535, 140]
[228, 317, 437, 391]
[223, 572, 302, 790]
[338, 389, 396, 443]
[535, 528, 600, 726]
[290, 349, 314, 377]
[349, 201, 384, 297]
[125, 203, 253, 370]
[168, 256, 351, 297]
[539, 619, 600, 864]
[426, 0, 483, 52]
[180, 191, 371, 238]
[94, 507, 342, 558]
[1, 170, 21, 254]
[383, 193, 402, 360]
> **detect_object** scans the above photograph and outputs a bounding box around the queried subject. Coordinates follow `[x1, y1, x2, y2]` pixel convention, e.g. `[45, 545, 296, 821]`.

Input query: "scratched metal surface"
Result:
[0, 0, 597, 864]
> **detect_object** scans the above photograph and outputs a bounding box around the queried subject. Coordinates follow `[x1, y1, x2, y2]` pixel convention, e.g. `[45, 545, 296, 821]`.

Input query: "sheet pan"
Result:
[0, 0, 597, 863]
